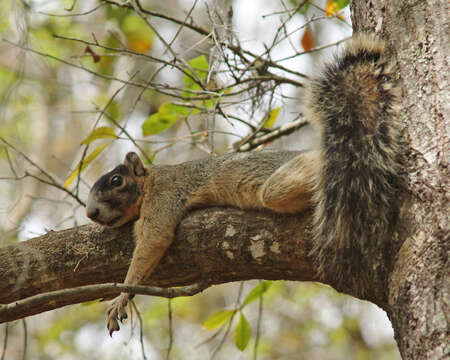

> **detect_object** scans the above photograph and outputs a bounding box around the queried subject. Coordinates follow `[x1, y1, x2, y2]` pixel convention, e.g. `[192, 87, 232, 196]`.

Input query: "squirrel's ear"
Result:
[124, 152, 145, 177]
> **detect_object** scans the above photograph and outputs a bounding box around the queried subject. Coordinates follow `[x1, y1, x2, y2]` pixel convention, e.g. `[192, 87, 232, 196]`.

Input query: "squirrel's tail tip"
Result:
[345, 33, 386, 57]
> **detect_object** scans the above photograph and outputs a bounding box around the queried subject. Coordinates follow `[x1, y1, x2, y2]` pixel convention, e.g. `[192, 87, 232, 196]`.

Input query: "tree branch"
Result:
[0, 207, 316, 323]
[0, 282, 209, 324]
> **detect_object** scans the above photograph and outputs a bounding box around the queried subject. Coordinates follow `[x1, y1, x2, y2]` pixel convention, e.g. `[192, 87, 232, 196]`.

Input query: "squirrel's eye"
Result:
[110, 175, 123, 187]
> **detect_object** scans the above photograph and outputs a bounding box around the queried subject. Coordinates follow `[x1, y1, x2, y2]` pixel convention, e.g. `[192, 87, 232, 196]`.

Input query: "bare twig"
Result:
[131, 0, 203, 89]
[130, 300, 148, 360]
[0, 137, 86, 207]
[64, 0, 77, 12]
[0, 282, 210, 324]
[3, 147, 18, 178]
[253, 282, 264, 360]
[195, 325, 225, 349]
[38, 2, 105, 17]
[1, 323, 8, 360]
[234, 117, 308, 152]
[1, 39, 218, 101]
[21, 319, 27, 360]
[264, 1, 309, 58]
[102, 0, 210, 36]
[166, 299, 173, 360]
[275, 36, 351, 63]
[52, 34, 197, 84]
[309, 3, 352, 27]
[101, 0, 308, 80]
[167, 0, 200, 50]
[71, 71, 142, 196]
[103, 113, 153, 164]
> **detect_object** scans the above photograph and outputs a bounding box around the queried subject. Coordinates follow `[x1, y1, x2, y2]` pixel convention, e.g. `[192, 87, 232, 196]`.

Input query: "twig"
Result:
[1, 323, 8, 360]
[71, 71, 142, 196]
[130, 300, 147, 360]
[210, 282, 244, 359]
[2, 39, 216, 101]
[38, 2, 105, 17]
[4, 38, 302, 109]
[64, 0, 77, 12]
[275, 36, 351, 63]
[167, 0, 199, 50]
[102, 0, 308, 80]
[166, 299, 173, 360]
[131, 0, 202, 88]
[264, 1, 309, 58]
[3, 147, 18, 178]
[0, 282, 210, 324]
[253, 282, 264, 360]
[102, 0, 210, 36]
[102, 113, 153, 164]
[52, 34, 197, 84]
[262, 2, 308, 18]
[21, 319, 27, 360]
[309, 3, 352, 28]
[234, 117, 308, 152]
[0, 137, 86, 207]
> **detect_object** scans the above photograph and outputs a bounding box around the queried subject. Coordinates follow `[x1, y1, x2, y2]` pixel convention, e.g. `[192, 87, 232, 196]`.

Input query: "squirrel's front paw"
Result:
[106, 293, 129, 336]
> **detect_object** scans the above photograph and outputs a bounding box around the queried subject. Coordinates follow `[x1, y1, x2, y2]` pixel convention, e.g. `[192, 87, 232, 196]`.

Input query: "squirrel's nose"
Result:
[87, 207, 100, 221]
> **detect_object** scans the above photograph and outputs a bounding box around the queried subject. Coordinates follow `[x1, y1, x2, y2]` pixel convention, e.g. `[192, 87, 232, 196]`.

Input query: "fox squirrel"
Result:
[86, 34, 404, 335]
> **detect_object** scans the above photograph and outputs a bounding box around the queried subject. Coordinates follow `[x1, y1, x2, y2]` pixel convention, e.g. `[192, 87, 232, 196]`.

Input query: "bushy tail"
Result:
[306, 35, 404, 292]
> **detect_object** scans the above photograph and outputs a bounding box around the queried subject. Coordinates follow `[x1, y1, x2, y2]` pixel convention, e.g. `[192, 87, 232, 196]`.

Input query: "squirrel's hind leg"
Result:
[260, 151, 319, 213]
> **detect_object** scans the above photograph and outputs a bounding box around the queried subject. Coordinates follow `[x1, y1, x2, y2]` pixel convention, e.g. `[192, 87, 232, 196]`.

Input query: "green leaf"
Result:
[166, 102, 199, 116]
[143, 153, 156, 165]
[141, 102, 198, 136]
[263, 107, 281, 128]
[106, 100, 122, 121]
[80, 299, 101, 306]
[30, 27, 61, 66]
[64, 142, 112, 188]
[183, 55, 209, 100]
[142, 102, 184, 136]
[203, 99, 214, 109]
[0, 66, 17, 96]
[98, 35, 121, 76]
[142, 112, 178, 136]
[202, 310, 234, 330]
[186, 55, 209, 82]
[299, 2, 310, 15]
[325, 0, 349, 17]
[336, 0, 350, 10]
[234, 313, 251, 351]
[80, 126, 117, 145]
[94, 95, 122, 120]
[241, 281, 272, 308]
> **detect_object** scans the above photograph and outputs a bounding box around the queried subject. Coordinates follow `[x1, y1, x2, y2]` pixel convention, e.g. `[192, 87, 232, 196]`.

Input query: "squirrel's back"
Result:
[306, 35, 404, 290]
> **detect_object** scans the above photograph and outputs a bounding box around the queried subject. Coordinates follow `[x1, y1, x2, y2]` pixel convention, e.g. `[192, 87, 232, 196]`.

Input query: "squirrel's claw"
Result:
[106, 293, 130, 336]
[107, 317, 120, 337]
[118, 306, 128, 321]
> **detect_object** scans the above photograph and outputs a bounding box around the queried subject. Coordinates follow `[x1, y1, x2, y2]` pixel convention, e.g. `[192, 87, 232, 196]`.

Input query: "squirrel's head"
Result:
[86, 152, 147, 228]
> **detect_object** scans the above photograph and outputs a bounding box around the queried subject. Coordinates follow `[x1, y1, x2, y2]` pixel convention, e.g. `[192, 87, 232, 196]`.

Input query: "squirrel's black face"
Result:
[86, 152, 146, 228]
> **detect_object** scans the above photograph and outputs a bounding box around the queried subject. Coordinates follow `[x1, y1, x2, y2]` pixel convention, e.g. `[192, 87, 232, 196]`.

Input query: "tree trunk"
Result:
[352, 0, 449, 359]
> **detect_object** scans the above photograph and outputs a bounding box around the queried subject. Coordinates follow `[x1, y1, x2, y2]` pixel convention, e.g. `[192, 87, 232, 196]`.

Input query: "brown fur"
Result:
[306, 34, 404, 291]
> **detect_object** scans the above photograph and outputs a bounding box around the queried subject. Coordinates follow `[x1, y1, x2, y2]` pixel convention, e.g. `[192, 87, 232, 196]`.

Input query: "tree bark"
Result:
[352, 0, 449, 359]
